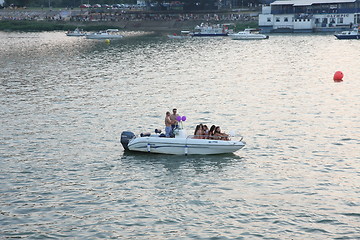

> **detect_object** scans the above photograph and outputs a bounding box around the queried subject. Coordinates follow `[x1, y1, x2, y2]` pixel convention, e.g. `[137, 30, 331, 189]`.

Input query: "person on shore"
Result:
[165, 111, 175, 137]
[170, 108, 179, 130]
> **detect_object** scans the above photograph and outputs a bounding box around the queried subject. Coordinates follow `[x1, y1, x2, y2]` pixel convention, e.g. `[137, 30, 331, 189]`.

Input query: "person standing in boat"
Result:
[170, 108, 180, 130]
[165, 111, 175, 137]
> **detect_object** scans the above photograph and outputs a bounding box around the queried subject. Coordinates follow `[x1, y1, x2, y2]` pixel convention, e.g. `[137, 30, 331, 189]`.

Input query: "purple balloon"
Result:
[181, 116, 186, 121]
[176, 116, 182, 121]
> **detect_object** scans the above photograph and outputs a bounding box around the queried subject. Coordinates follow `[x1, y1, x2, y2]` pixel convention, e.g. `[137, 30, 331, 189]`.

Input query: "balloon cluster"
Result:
[176, 116, 187, 129]
[176, 116, 187, 122]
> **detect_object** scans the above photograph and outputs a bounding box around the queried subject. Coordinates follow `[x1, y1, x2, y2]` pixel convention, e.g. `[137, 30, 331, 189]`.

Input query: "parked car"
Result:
[80, 4, 91, 8]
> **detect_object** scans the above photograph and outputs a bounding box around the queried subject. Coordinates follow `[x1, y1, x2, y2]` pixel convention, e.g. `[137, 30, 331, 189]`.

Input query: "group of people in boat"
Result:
[164, 108, 180, 137]
[194, 124, 229, 140]
[164, 108, 230, 140]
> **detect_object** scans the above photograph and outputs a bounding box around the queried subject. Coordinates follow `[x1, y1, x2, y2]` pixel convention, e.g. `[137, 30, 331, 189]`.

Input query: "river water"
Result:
[0, 31, 359, 239]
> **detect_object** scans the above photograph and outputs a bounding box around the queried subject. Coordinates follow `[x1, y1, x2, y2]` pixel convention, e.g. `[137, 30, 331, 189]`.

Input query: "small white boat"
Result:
[120, 128, 245, 155]
[229, 28, 269, 40]
[167, 31, 192, 39]
[334, 27, 360, 39]
[86, 29, 123, 39]
[191, 23, 232, 37]
[66, 28, 86, 37]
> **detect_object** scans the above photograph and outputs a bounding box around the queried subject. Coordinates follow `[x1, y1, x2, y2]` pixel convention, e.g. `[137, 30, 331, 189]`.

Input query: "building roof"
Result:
[271, 0, 356, 6]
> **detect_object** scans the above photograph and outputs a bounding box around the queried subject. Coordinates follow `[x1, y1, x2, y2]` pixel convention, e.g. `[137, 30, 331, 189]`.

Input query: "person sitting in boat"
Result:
[203, 125, 209, 138]
[213, 126, 229, 140]
[194, 125, 200, 138]
[165, 111, 175, 137]
[208, 125, 216, 139]
[194, 124, 205, 139]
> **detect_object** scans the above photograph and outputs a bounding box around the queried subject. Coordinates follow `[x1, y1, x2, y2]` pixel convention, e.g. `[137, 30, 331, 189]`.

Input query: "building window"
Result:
[267, 17, 271, 22]
[276, 17, 280, 22]
[356, 14, 360, 24]
[338, 18, 343, 23]
[284, 17, 288, 22]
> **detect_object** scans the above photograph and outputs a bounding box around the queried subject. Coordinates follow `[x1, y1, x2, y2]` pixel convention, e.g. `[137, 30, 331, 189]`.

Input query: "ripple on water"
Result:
[1, 32, 360, 239]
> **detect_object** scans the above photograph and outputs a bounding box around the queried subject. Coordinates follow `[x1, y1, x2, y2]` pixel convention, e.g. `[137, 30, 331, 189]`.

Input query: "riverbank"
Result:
[0, 19, 258, 32]
[0, 8, 259, 32]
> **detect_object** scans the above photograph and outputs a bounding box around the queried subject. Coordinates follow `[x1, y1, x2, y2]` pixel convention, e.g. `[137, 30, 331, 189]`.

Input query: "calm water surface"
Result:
[0, 31, 359, 239]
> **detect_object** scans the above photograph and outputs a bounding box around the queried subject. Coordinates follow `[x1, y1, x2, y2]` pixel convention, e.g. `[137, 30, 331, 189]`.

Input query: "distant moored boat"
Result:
[66, 28, 86, 37]
[334, 27, 360, 39]
[229, 28, 269, 40]
[86, 29, 124, 39]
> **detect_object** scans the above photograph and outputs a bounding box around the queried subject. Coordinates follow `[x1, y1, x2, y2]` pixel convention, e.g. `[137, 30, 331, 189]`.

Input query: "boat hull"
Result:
[229, 33, 269, 40]
[192, 33, 228, 37]
[230, 35, 268, 40]
[86, 35, 123, 39]
[127, 137, 245, 155]
[335, 34, 360, 39]
[167, 35, 192, 39]
[66, 33, 86, 37]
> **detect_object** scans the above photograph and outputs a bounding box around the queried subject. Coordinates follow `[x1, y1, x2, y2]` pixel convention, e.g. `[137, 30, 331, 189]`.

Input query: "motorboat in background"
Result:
[229, 28, 269, 40]
[86, 29, 124, 39]
[167, 31, 192, 39]
[191, 23, 233, 37]
[66, 28, 86, 37]
[334, 27, 360, 39]
[120, 128, 245, 155]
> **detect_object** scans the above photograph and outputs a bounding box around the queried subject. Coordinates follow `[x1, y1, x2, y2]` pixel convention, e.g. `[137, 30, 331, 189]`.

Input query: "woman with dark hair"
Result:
[213, 126, 229, 140]
[194, 125, 199, 135]
[196, 124, 205, 139]
[208, 125, 216, 139]
[203, 125, 209, 138]
[194, 125, 200, 139]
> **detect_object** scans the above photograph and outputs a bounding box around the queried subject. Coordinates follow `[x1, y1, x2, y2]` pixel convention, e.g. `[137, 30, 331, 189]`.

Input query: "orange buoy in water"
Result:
[333, 71, 344, 82]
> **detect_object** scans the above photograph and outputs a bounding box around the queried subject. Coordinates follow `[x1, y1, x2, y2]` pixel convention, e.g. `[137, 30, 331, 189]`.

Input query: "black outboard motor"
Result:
[120, 131, 135, 150]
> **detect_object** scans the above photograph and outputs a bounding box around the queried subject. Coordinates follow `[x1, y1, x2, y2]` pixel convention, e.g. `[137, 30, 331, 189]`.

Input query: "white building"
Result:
[259, 0, 360, 32]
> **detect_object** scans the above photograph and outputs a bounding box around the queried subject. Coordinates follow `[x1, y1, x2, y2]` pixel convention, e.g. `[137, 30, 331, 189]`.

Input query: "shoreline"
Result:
[0, 8, 259, 32]
[0, 19, 259, 32]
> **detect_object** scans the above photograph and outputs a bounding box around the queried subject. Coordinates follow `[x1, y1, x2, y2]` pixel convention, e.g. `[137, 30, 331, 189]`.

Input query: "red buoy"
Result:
[333, 71, 344, 82]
